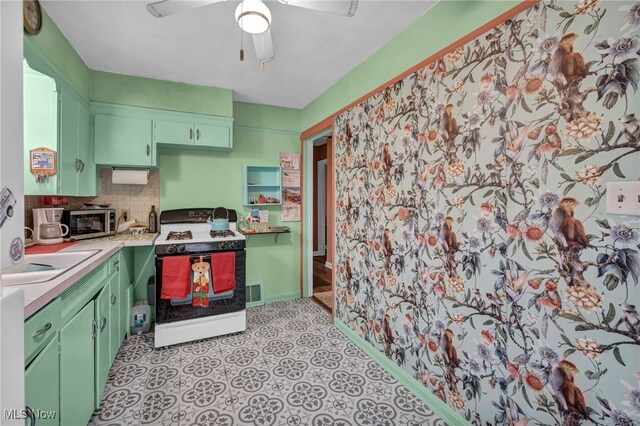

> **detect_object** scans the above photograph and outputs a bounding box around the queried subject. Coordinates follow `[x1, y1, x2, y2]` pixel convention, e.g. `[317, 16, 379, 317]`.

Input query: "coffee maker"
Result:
[33, 208, 69, 245]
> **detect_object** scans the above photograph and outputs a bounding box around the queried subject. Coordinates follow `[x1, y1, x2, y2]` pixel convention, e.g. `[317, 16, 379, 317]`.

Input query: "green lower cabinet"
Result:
[95, 283, 111, 407]
[108, 273, 120, 364]
[119, 249, 134, 339]
[25, 337, 59, 426]
[59, 301, 95, 426]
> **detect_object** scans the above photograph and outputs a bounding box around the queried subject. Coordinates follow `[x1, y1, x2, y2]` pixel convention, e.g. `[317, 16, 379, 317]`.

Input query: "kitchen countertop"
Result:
[11, 233, 158, 319]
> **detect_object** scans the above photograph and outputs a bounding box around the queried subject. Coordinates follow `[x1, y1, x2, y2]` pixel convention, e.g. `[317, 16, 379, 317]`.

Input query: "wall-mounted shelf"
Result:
[239, 228, 291, 243]
[243, 165, 282, 206]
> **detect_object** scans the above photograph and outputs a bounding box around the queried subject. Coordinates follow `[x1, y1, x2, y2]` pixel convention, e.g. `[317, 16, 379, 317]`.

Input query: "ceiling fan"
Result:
[146, 0, 358, 66]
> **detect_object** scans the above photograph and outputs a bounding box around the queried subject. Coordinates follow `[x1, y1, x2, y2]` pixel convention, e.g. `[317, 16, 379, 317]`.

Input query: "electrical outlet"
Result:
[606, 181, 640, 216]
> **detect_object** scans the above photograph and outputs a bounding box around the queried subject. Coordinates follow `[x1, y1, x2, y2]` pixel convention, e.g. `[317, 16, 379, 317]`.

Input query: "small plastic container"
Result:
[131, 301, 151, 335]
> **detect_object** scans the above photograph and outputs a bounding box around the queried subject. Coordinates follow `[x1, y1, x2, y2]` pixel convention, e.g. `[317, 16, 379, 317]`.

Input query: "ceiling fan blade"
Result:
[252, 29, 275, 63]
[277, 0, 357, 17]
[146, 0, 226, 18]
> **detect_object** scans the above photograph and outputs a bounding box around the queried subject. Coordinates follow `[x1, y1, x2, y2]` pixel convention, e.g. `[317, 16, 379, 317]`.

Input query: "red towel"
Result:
[210, 252, 236, 294]
[160, 256, 191, 300]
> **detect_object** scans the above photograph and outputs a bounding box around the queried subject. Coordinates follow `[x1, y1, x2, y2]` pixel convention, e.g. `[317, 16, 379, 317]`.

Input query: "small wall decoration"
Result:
[0, 186, 16, 228]
[333, 1, 640, 425]
[280, 153, 301, 222]
[29, 147, 56, 183]
[9, 237, 24, 263]
[23, 0, 42, 35]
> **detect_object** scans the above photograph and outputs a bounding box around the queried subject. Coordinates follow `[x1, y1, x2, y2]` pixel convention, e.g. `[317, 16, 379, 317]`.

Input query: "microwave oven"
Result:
[61, 209, 116, 240]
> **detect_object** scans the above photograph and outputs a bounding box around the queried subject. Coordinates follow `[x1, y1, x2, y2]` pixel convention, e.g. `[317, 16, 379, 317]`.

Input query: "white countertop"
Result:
[12, 233, 158, 319]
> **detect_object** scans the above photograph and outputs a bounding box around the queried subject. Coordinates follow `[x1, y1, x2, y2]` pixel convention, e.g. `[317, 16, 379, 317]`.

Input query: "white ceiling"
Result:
[42, 0, 436, 108]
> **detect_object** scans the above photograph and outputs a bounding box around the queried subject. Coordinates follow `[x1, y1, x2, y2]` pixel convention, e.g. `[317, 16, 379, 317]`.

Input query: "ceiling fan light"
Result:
[235, 0, 271, 34]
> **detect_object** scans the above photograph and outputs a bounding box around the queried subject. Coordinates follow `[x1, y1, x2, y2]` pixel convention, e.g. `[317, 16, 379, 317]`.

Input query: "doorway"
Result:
[309, 133, 333, 313]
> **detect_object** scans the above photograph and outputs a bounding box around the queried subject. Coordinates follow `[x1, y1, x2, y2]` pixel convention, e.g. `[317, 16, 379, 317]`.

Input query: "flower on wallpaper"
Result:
[621, 380, 640, 415]
[620, 2, 640, 32]
[574, 0, 602, 15]
[606, 36, 640, 62]
[538, 35, 559, 56]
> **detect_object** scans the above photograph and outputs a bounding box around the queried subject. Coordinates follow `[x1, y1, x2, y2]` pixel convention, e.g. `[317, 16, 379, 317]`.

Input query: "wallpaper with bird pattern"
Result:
[333, 1, 640, 425]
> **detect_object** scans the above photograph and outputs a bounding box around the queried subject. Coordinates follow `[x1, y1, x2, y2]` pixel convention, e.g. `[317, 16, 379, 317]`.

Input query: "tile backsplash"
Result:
[25, 168, 160, 229]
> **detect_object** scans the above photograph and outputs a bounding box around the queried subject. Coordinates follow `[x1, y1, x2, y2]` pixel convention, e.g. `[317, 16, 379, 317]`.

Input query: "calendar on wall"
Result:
[280, 153, 300, 222]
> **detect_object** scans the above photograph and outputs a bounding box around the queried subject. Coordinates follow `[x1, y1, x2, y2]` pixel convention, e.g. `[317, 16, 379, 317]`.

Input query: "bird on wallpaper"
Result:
[616, 113, 640, 145]
[550, 33, 589, 88]
[549, 197, 594, 251]
[471, 289, 486, 311]
[439, 217, 459, 254]
[345, 256, 353, 294]
[439, 328, 459, 372]
[550, 360, 592, 422]
[486, 292, 505, 320]
[383, 314, 394, 358]
[345, 119, 353, 144]
[614, 303, 640, 336]
[440, 104, 459, 162]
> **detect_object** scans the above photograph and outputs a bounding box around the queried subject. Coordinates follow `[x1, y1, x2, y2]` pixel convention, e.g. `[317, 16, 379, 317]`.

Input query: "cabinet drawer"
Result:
[108, 254, 120, 275]
[24, 298, 62, 363]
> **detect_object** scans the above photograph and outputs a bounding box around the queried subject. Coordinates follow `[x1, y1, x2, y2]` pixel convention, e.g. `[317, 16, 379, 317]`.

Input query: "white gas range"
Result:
[153, 208, 247, 348]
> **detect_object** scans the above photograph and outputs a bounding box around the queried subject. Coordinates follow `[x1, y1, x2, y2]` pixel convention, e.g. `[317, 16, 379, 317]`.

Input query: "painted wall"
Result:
[25, 7, 90, 98]
[333, 1, 640, 425]
[0, 1, 25, 270]
[91, 71, 233, 117]
[159, 102, 301, 301]
[301, 0, 520, 130]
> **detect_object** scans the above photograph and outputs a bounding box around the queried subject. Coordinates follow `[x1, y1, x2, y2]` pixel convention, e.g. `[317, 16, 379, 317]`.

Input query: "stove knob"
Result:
[166, 245, 175, 254]
[229, 241, 237, 249]
[177, 244, 186, 253]
[219, 242, 227, 250]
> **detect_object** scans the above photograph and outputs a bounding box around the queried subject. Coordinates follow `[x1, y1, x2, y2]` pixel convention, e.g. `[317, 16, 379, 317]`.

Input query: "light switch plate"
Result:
[606, 181, 640, 216]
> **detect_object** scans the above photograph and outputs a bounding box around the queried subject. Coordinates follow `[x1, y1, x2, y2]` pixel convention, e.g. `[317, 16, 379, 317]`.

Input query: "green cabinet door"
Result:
[77, 100, 96, 196]
[95, 283, 111, 406]
[23, 61, 59, 196]
[25, 336, 59, 426]
[94, 114, 153, 166]
[119, 249, 134, 339]
[154, 119, 194, 146]
[108, 273, 120, 364]
[59, 301, 95, 426]
[58, 87, 79, 196]
[195, 123, 231, 149]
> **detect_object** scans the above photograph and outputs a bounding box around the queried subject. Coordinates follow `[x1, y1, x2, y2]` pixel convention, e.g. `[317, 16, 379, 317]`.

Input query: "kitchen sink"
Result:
[1, 250, 102, 286]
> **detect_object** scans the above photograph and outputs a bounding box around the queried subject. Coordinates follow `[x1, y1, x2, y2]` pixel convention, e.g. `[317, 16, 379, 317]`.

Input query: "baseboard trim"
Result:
[334, 319, 469, 426]
[264, 291, 301, 304]
[325, 261, 332, 269]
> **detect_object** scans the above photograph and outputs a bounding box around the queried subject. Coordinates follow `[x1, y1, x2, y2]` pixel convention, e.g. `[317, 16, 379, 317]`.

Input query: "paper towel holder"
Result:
[111, 168, 150, 185]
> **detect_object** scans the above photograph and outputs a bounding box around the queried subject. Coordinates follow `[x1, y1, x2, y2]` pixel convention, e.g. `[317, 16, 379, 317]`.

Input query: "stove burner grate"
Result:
[167, 230, 193, 241]
[210, 230, 235, 239]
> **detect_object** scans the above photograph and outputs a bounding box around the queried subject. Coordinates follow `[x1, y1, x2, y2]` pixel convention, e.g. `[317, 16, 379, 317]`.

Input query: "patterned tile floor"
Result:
[89, 298, 447, 426]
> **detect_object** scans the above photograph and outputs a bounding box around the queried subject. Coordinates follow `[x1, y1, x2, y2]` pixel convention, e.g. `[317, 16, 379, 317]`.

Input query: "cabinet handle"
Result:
[99, 315, 107, 332]
[25, 406, 36, 426]
[75, 158, 80, 172]
[146, 144, 150, 156]
[111, 293, 117, 305]
[79, 160, 85, 173]
[33, 322, 52, 337]
[189, 128, 193, 140]
[92, 319, 98, 339]
[114, 260, 120, 265]
[196, 128, 200, 140]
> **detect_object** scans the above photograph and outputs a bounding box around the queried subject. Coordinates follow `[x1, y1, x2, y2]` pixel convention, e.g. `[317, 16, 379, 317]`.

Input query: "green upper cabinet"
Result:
[24, 41, 96, 197]
[94, 114, 154, 167]
[23, 60, 58, 196]
[153, 116, 233, 150]
[59, 88, 97, 196]
[153, 119, 194, 146]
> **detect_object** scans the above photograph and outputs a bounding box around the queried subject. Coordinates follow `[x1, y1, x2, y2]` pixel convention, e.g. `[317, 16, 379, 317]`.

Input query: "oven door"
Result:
[155, 250, 246, 324]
